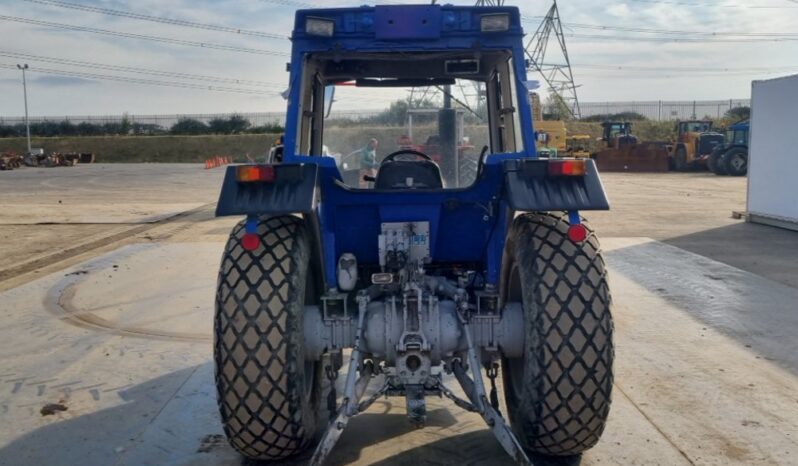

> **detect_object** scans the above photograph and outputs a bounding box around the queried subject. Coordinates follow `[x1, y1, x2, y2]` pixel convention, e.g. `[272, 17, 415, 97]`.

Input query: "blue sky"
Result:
[1, 0, 797, 116]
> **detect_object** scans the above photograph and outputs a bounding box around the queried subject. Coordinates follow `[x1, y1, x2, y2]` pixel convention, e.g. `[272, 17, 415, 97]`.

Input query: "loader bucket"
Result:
[593, 142, 669, 173]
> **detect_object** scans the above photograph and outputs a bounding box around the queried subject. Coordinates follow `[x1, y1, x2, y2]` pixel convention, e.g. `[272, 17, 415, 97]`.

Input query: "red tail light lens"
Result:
[236, 165, 276, 183]
[548, 159, 586, 177]
[242, 232, 260, 251]
[568, 224, 588, 243]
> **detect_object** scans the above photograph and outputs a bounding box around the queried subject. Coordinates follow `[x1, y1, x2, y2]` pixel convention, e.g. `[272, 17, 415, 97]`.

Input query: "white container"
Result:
[747, 74, 798, 231]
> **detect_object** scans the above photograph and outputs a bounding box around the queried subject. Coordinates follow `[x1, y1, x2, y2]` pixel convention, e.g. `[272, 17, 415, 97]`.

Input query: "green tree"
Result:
[545, 91, 572, 121]
[120, 113, 132, 135]
[724, 106, 750, 122]
[171, 118, 208, 135]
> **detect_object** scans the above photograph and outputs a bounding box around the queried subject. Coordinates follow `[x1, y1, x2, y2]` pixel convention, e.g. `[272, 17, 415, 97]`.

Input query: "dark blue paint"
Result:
[215, 5, 610, 290]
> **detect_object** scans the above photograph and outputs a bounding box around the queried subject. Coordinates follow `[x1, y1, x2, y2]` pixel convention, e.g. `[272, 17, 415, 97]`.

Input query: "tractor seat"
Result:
[374, 160, 444, 190]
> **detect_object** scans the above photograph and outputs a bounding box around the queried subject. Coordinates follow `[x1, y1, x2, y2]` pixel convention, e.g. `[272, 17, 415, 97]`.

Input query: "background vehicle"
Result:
[405, 107, 478, 186]
[593, 121, 669, 172]
[668, 120, 725, 171]
[566, 134, 592, 158]
[529, 92, 566, 158]
[213, 4, 613, 466]
[708, 120, 749, 176]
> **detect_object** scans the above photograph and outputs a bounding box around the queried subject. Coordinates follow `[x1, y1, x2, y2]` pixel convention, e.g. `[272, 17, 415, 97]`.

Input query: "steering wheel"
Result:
[381, 149, 433, 164]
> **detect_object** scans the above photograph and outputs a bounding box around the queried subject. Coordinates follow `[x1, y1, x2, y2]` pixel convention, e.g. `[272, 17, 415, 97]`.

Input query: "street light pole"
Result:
[17, 64, 31, 154]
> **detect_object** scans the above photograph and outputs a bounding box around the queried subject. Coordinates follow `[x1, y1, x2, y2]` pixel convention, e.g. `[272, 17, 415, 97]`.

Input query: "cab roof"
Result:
[291, 4, 523, 49]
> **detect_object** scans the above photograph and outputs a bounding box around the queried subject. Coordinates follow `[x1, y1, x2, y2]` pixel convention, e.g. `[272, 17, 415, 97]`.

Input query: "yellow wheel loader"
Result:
[667, 120, 725, 171]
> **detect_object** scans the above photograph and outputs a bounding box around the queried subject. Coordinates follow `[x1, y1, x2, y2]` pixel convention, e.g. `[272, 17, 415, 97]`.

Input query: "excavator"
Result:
[592, 121, 670, 172]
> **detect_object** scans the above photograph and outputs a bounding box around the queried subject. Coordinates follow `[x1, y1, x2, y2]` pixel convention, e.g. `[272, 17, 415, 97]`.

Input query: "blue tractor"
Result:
[213, 4, 613, 465]
[707, 120, 750, 176]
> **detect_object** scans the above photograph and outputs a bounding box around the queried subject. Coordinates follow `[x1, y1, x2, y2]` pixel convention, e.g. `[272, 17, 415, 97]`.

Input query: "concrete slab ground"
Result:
[0, 165, 796, 466]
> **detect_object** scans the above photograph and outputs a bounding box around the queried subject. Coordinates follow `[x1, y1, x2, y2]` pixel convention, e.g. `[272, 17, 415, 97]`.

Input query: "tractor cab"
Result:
[285, 6, 533, 190]
[726, 120, 750, 147]
[601, 121, 638, 148]
[677, 120, 713, 141]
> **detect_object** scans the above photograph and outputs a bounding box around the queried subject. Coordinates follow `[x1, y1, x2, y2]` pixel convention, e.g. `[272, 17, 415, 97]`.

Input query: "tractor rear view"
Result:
[212, 5, 614, 465]
[593, 121, 669, 172]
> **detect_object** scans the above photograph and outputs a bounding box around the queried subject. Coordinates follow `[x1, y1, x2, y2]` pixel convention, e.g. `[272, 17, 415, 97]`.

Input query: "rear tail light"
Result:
[236, 165, 276, 183]
[548, 159, 586, 176]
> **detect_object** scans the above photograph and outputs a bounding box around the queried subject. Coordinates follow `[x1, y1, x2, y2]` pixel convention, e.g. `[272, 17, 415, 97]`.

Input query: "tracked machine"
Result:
[593, 121, 669, 172]
[213, 4, 614, 465]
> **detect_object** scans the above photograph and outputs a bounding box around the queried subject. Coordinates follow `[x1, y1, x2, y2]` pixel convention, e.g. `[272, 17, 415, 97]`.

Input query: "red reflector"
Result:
[242, 233, 260, 251]
[548, 159, 586, 177]
[568, 224, 588, 243]
[237, 165, 276, 183]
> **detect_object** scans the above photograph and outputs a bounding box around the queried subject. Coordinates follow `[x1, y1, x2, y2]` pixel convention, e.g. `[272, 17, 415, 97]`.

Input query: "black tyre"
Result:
[674, 147, 689, 171]
[722, 147, 748, 176]
[501, 212, 614, 458]
[214, 216, 321, 461]
[458, 152, 478, 187]
[707, 148, 728, 175]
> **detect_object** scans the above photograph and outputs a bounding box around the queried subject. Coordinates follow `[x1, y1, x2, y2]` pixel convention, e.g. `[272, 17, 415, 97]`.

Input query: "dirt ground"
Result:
[0, 164, 796, 466]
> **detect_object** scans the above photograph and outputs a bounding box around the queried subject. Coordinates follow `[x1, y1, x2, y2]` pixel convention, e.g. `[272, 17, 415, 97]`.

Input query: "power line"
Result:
[567, 33, 798, 43]
[578, 69, 798, 79]
[0, 50, 287, 88]
[575, 63, 798, 72]
[563, 22, 798, 38]
[21, 0, 288, 39]
[257, 0, 316, 8]
[0, 15, 289, 56]
[0, 62, 398, 104]
[258, 0, 797, 40]
[0, 63, 281, 95]
[623, 0, 798, 8]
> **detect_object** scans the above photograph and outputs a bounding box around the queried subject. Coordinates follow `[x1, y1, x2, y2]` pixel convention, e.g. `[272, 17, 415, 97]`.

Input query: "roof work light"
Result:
[480, 13, 510, 32]
[306, 17, 335, 37]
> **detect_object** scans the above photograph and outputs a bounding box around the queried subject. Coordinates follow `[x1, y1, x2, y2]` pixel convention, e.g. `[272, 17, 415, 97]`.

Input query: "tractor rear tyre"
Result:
[501, 212, 614, 459]
[458, 152, 479, 187]
[674, 147, 690, 171]
[707, 148, 728, 175]
[722, 147, 748, 177]
[214, 216, 321, 462]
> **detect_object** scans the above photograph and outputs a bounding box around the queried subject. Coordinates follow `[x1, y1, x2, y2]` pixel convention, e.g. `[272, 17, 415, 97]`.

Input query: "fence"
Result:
[0, 98, 751, 130]
[578, 99, 751, 121]
[0, 109, 383, 129]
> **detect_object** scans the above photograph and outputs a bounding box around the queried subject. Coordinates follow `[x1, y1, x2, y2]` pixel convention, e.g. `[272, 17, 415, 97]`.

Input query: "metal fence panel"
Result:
[0, 99, 751, 129]
[577, 99, 751, 121]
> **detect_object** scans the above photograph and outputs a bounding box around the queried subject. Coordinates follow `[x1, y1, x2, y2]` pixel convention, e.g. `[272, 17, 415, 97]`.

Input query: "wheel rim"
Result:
[731, 154, 745, 170]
